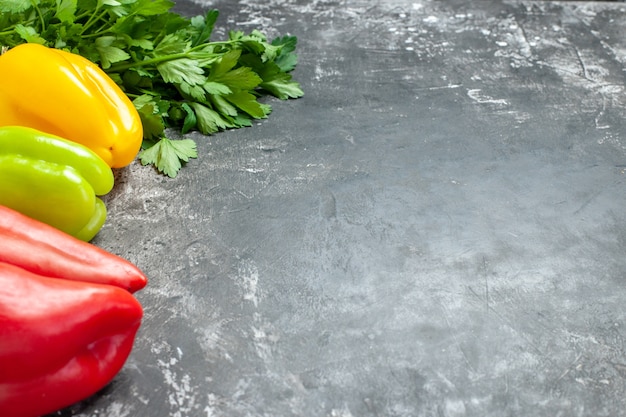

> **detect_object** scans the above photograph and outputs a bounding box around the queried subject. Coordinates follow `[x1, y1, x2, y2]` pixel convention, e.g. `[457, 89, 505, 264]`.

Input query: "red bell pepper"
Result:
[0, 262, 143, 417]
[0, 204, 147, 293]
[0, 205, 147, 416]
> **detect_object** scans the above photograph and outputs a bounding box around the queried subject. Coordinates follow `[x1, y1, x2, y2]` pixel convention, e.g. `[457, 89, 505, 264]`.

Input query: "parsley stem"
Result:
[75, 11, 91, 19]
[106, 53, 191, 72]
[81, 31, 110, 39]
[0, 17, 38, 37]
[32, 3, 46, 32]
[106, 48, 218, 73]
[79, 5, 105, 36]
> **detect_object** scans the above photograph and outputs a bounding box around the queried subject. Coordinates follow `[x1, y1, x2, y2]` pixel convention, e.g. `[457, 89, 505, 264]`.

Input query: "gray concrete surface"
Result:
[54, 1, 626, 416]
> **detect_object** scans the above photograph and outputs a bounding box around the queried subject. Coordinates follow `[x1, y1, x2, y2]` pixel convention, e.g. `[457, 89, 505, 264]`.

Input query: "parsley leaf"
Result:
[139, 137, 198, 178]
[0, 0, 303, 177]
[0, 0, 31, 13]
[55, 0, 77, 23]
[134, 97, 166, 140]
[14, 24, 47, 44]
[272, 35, 299, 72]
[95, 36, 131, 68]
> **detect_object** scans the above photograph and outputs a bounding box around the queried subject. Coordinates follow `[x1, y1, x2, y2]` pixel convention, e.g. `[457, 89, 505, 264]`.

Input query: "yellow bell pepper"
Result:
[0, 43, 143, 168]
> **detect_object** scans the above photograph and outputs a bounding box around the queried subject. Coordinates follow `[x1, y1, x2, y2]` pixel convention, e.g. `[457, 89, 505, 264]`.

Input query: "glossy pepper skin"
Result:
[0, 43, 143, 168]
[0, 262, 144, 417]
[0, 205, 148, 293]
[0, 126, 114, 241]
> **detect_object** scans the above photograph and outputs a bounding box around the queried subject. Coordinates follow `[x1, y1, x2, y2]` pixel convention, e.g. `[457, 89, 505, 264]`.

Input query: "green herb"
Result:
[0, 0, 303, 177]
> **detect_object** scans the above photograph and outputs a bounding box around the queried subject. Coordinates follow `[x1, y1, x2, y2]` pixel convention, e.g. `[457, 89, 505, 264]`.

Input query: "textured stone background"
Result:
[54, 1, 626, 416]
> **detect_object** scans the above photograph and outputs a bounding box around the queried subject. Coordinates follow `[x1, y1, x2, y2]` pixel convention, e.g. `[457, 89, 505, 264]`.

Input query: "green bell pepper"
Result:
[0, 126, 114, 241]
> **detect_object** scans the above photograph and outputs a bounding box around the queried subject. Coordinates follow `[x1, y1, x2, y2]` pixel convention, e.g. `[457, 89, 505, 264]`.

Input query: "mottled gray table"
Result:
[54, 1, 626, 416]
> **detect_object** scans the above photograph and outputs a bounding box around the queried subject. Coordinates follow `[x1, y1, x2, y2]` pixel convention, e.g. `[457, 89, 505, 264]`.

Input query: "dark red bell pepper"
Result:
[0, 204, 147, 293]
[0, 262, 144, 417]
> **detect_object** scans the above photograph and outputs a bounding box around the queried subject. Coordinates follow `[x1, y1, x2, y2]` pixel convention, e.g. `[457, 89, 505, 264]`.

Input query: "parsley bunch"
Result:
[0, 0, 303, 177]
